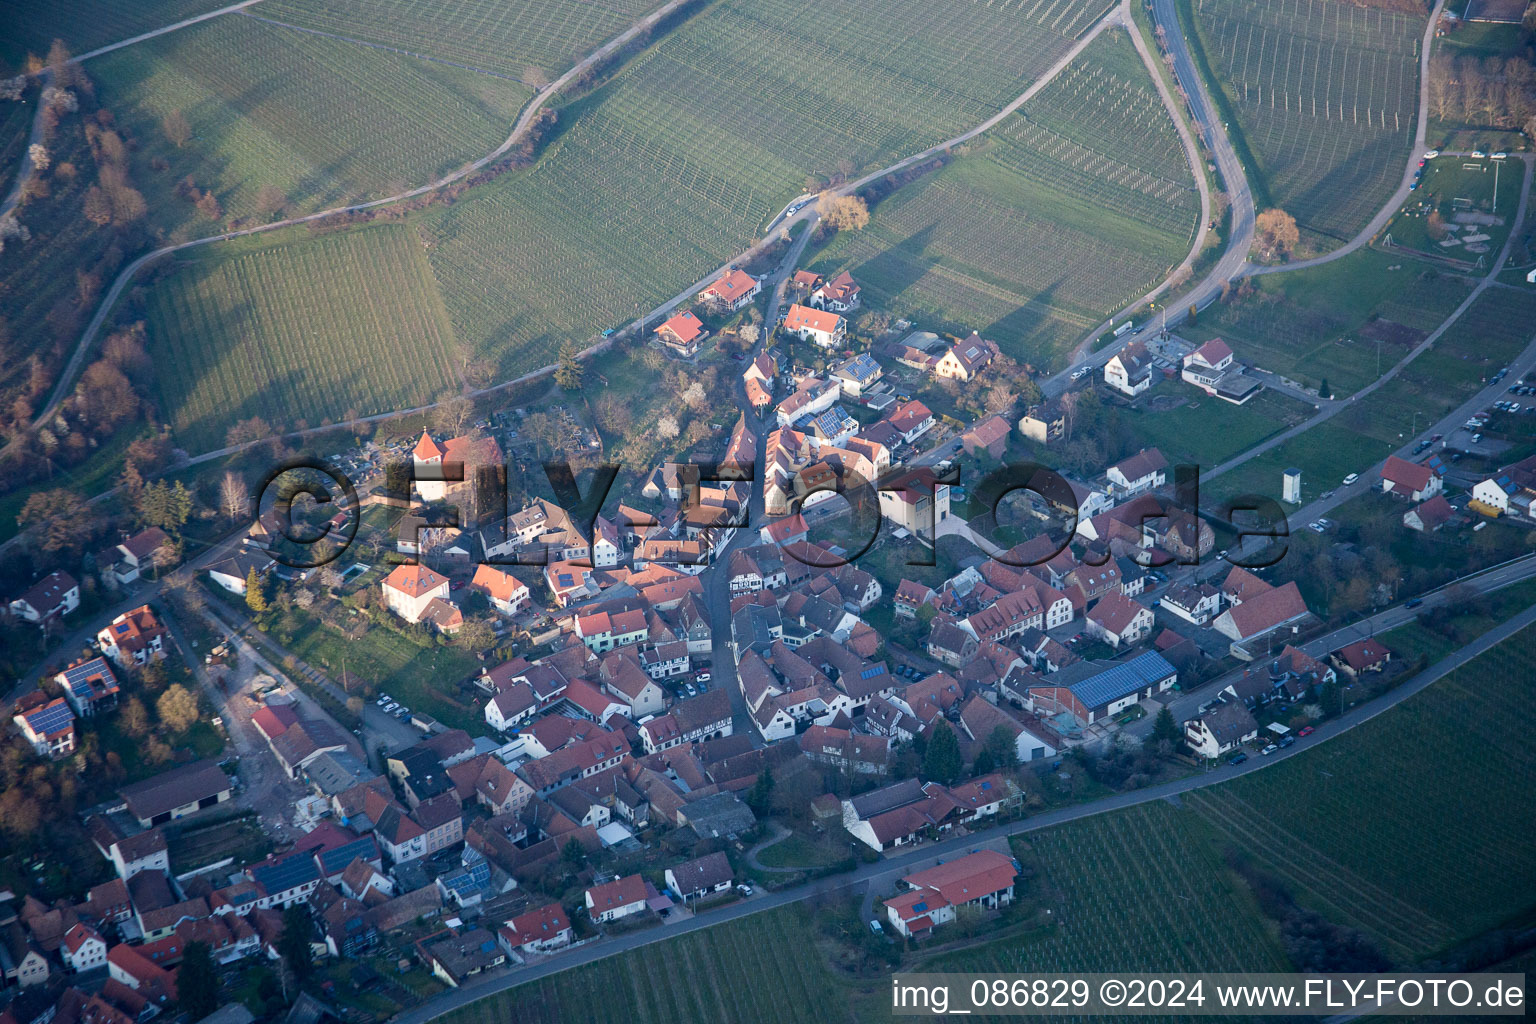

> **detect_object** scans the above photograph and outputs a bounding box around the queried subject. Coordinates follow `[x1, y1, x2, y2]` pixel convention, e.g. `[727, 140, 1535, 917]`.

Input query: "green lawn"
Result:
[91, 13, 531, 241]
[754, 832, 851, 871]
[805, 29, 1199, 369]
[279, 613, 483, 733]
[143, 223, 461, 449]
[1119, 389, 1310, 470]
[1186, 0, 1425, 249]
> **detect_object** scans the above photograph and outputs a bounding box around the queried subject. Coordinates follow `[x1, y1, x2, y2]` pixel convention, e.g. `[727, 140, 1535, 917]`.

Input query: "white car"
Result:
[1261, 744, 1279, 756]
[1491, 152, 1508, 160]
[1308, 522, 1326, 534]
[382, 702, 399, 714]
[697, 671, 712, 683]
[1423, 150, 1439, 159]
[1342, 473, 1359, 485]
[1471, 150, 1487, 159]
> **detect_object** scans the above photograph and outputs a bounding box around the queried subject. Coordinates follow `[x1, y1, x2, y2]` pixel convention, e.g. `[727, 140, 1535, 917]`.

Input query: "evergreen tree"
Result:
[177, 941, 220, 1020]
[986, 725, 1019, 771]
[747, 764, 775, 815]
[922, 720, 963, 785]
[1320, 681, 1342, 719]
[245, 568, 267, 613]
[277, 904, 314, 984]
[1151, 707, 1182, 748]
[554, 344, 584, 390]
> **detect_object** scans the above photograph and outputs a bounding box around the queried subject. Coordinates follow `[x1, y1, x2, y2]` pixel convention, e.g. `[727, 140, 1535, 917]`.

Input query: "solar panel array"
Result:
[61, 657, 115, 698]
[23, 700, 75, 736]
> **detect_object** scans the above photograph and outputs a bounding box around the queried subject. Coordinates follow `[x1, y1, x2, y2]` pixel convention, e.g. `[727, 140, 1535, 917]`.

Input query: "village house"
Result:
[1017, 401, 1065, 446]
[1105, 448, 1168, 498]
[206, 550, 274, 595]
[417, 928, 505, 987]
[411, 429, 504, 509]
[12, 696, 75, 759]
[96, 528, 173, 587]
[1330, 638, 1392, 680]
[470, 564, 530, 616]
[498, 903, 572, 958]
[1404, 494, 1456, 532]
[883, 850, 1017, 938]
[665, 851, 733, 902]
[783, 304, 847, 348]
[585, 874, 648, 923]
[1185, 700, 1259, 758]
[810, 270, 860, 312]
[1104, 340, 1153, 397]
[1180, 338, 1261, 404]
[56, 647, 126, 715]
[1211, 581, 1309, 646]
[1085, 590, 1154, 649]
[9, 570, 80, 623]
[655, 310, 708, 357]
[880, 466, 950, 538]
[380, 564, 451, 625]
[1380, 455, 1444, 502]
[94, 605, 169, 669]
[829, 352, 883, 396]
[934, 332, 1000, 381]
[1160, 582, 1221, 625]
[699, 268, 761, 312]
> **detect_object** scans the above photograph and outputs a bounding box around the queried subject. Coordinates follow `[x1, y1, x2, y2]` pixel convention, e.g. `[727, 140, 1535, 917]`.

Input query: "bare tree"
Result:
[219, 471, 250, 523]
[431, 393, 474, 437]
[162, 110, 191, 148]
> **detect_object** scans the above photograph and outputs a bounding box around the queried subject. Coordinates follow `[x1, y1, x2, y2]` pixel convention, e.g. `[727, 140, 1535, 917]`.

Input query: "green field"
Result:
[257, 0, 659, 84]
[440, 904, 853, 1024]
[91, 13, 531, 239]
[1186, 627, 1536, 959]
[1119, 389, 1310, 469]
[1210, 285, 1536, 503]
[419, 0, 1115, 375]
[143, 224, 460, 449]
[804, 29, 1199, 367]
[1185, 249, 1475, 396]
[0, 0, 228, 65]
[1190, 0, 1425, 247]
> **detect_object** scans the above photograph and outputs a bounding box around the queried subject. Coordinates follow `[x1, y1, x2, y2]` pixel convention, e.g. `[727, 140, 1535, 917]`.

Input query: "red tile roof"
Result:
[383, 564, 447, 599]
[657, 311, 705, 345]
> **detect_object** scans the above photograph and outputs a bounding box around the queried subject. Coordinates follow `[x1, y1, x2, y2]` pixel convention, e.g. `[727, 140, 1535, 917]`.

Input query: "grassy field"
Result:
[0, 0, 228, 66]
[90, 13, 531, 240]
[1382, 155, 1525, 261]
[1184, 249, 1475, 396]
[257, 0, 658, 85]
[804, 29, 1199, 368]
[1208, 287, 1536, 503]
[1186, 625, 1536, 960]
[143, 224, 460, 449]
[419, 0, 1113, 375]
[1189, 0, 1425, 247]
[1117, 389, 1310, 469]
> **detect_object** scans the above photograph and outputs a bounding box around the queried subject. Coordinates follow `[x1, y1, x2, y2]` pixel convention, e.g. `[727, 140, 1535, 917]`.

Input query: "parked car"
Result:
[737, 883, 754, 896]
[1261, 744, 1279, 756]
[376, 695, 391, 706]
[1279, 735, 1296, 748]
[869, 920, 883, 934]
[697, 671, 712, 683]
[1297, 726, 1315, 738]
[396, 707, 410, 719]
[1342, 473, 1359, 485]
[1228, 752, 1248, 765]
[1405, 597, 1424, 608]
[382, 702, 398, 714]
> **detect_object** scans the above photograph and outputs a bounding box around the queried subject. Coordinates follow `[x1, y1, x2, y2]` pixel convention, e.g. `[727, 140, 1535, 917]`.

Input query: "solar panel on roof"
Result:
[25, 701, 74, 735]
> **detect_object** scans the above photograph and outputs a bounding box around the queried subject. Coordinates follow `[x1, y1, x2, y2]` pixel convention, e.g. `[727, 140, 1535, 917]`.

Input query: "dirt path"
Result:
[0, 71, 51, 219]
[744, 822, 801, 873]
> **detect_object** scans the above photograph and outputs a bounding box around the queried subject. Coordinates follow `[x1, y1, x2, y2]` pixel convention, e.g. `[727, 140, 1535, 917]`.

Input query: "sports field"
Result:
[0, 0, 227, 65]
[143, 224, 460, 450]
[1190, 0, 1424, 246]
[256, 0, 659, 85]
[421, 0, 1116, 375]
[91, 13, 530, 238]
[804, 29, 1200, 367]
